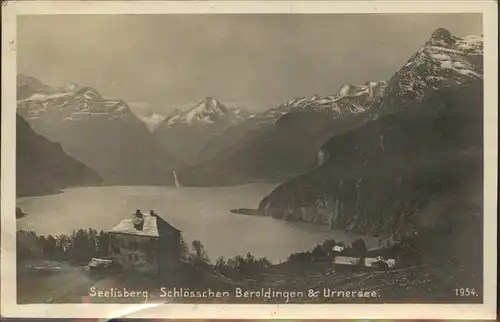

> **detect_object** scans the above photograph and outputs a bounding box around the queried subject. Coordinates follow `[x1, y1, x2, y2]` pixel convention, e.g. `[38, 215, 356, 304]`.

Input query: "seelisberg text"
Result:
[89, 287, 148, 299]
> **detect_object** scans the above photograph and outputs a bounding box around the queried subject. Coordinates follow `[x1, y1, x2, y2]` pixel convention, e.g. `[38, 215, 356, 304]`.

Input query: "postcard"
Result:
[1, 0, 497, 319]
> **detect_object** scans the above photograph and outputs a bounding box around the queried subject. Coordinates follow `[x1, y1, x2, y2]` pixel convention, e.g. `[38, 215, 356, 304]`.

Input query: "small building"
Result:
[364, 256, 397, 269]
[332, 245, 345, 253]
[106, 209, 181, 275]
[333, 256, 360, 266]
[88, 258, 113, 270]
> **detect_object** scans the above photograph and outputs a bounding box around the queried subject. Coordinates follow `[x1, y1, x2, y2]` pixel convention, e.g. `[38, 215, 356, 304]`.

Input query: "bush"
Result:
[187, 240, 210, 266]
[214, 253, 271, 279]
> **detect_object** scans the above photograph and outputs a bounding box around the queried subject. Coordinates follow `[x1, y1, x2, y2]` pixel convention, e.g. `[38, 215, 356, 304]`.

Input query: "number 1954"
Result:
[454, 288, 478, 296]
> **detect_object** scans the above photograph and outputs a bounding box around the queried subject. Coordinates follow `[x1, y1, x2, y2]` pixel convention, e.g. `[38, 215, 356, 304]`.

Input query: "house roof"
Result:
[107, 211, 180, 237]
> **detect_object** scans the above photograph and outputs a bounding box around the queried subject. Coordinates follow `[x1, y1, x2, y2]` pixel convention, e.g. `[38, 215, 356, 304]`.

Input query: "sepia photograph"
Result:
[1, 1, 497, 319]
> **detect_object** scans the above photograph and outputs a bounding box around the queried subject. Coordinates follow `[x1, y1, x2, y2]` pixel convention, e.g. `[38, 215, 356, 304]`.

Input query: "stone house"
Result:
[106, 209, 181, 275]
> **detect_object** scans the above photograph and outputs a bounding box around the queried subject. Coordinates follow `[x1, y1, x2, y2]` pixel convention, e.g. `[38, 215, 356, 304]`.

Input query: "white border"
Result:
[1, 1, 498, 319]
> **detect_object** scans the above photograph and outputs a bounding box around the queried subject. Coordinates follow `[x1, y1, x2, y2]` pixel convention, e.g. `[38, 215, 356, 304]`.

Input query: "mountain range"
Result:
[153, 97, 252, 164]
[16, 28, 484, 236]
[176, 80, 388, 185]
[16, 79, 177, 185]
[257, 28, 483, 238]
[255, 81, 387, 123]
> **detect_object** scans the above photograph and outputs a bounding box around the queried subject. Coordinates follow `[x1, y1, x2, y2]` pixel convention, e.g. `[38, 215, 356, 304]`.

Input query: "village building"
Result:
[333, 256, 360, 267]
[333, 255, 396, 270]
[332, 245, 345, 253]
[365, 256, 397, 269]
[106, 209, 181, 275]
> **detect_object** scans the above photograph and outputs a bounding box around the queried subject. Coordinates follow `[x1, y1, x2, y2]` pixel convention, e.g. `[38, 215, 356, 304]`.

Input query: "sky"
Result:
[17, 14, 482, 114]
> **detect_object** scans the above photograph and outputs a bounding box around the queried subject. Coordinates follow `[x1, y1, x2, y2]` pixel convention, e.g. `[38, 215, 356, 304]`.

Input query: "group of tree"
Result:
[214, 253, 272, 279]
[16, 229, 108, 264]
[181, 238, 210, 266]
[181, 239, 272, 280]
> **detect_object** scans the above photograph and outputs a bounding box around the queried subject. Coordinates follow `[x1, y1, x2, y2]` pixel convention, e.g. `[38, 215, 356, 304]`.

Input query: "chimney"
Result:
[133, 209, 144, 230]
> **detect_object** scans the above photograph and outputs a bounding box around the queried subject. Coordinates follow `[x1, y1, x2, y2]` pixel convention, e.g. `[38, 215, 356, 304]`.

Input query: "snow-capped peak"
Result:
[389, 29, 481, 101]
[370, 29, 483, 118]
[335, 81, 387, 101]
[17, 77, 135, 122]
[164, 97, 249, 127]
[257, 80, 387, 123]
[138, 113, 167, 132]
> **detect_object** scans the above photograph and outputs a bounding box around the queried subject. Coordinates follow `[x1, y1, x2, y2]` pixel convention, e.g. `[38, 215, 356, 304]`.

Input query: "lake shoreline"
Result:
[16, 185, 380, 262]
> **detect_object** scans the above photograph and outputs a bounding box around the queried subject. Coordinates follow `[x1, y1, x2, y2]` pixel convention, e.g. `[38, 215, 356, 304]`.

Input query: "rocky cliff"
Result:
[258, 30, 483, 238]
[16, 114, 102, 197]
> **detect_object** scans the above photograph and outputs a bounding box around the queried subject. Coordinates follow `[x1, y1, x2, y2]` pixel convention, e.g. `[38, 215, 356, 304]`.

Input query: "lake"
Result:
[16, 184, 379, 263]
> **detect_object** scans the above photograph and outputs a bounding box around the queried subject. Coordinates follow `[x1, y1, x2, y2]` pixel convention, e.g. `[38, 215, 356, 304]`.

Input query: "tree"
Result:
[372, 260, 389, 270]
[215, 256, 226, 269]
[321, 239, 337, 259]
[214, 256, 230, 276]
[16, 230, 41, 261]
[42, 235, 57, 258]
[95, 231, 109, 257]
[245, 252, 256, 265]
[226, 257, 236, 269]
[287, 251, 312, 263]
[256, 257, 271, 270]
[351, 239, 367, 257]
[190, 240, 209, 265]
[311, 245, 326, 261]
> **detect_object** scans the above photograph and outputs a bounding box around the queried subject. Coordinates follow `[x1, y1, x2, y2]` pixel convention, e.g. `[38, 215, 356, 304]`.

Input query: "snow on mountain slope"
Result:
[372, 28, 483, 118]
[153, 97, 252, 163]
[138, 113, 167, 132]
[17, 85, 135, 122]
[256, 80, 387, 123]
[163, 97, 249, 127]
